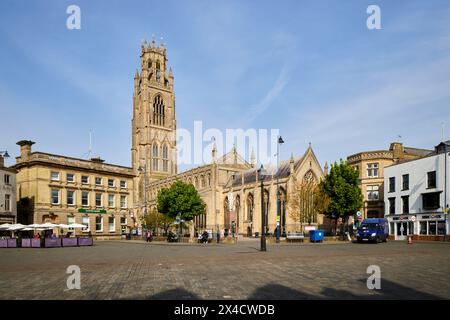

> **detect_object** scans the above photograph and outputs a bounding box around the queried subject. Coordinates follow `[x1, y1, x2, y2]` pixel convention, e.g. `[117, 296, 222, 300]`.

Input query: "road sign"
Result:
[358, 216, 363, 221]
[411, 216, 416, 222]
[356, 211, 362, 217]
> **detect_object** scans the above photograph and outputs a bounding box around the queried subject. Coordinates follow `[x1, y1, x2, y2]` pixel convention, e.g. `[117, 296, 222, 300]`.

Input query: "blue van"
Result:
[356, 218, 389, 243]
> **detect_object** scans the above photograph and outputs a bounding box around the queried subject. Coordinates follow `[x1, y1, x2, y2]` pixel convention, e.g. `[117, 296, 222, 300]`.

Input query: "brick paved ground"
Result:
[0, 239, 449, 300]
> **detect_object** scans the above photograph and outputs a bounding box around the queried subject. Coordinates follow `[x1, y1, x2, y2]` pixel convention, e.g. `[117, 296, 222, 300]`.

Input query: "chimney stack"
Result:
[389, 142, 404, 160]
[16, 140, 35, 161]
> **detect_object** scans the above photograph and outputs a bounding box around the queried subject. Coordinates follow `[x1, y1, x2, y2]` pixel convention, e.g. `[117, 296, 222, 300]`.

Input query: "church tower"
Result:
[131, 37, 177, 202]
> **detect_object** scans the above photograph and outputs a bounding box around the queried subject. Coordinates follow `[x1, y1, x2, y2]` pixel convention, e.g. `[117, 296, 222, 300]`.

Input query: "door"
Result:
[396, 222, 407, 240]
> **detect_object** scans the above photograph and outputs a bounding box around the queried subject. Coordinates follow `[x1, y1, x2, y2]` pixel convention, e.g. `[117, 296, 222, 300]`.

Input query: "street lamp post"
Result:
[258, 165, 267, 251]
[0, 150, 10, 165]
[276, 136, 284, 244]
[444, 142, 448, 241]
[0, 150, 10, 158]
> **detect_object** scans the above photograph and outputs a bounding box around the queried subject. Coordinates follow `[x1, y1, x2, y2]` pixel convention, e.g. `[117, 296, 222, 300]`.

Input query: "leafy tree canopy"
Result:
[319, 159, 363, 220]
[156, 180, 206, 221]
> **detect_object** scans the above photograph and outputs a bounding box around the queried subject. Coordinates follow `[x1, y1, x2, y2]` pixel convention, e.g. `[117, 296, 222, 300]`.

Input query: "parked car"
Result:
[356, 218, 388, 243]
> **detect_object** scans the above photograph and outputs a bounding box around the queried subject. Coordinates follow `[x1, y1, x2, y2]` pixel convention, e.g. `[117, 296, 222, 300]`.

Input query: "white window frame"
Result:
[108, 216, 115, 232]
[367, 163, 379, 178]
[108, 194, 115, 208]
[81, 216, 90, 232]
[95, 216, 103, 233]
[95, 193, 103, 208]
[51, 189, 60, 205]
[4, 174, 10, 185]
[66, 173, 75, 183]
[81, 175, 89, 184]
[67, 190, 75, 206]
[108, 179, 115, 187]
[95, 177, 102, 186]
[82, 191, 89, 207]
[120, 180, 126, 189]
[367, 185, 379, 201]
[120, 195, 127, 209]
[51, 171, 60, 181]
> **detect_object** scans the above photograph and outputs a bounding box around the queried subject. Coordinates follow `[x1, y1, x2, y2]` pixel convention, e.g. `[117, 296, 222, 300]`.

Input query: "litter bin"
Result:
[309, 230, 324, 243]
[254, 232, 259, 238]
[126, 233, 131, 240]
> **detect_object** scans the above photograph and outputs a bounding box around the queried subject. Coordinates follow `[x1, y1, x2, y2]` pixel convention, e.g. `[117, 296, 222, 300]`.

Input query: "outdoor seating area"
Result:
[0, 223, 93, 248]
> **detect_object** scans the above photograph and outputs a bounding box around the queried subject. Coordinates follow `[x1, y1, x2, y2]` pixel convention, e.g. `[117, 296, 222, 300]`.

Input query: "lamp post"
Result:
[258, 165, 267, 251]
[276, 136, 284, 243]
[0, 150, 10, 158]
[0, 150, 10, 166]
[444, 142, 448, 241]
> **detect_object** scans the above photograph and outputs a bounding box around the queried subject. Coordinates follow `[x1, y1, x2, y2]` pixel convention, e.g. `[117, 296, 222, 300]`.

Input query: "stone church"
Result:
[12, 40, 328, 238]
[132, 40, 328, 236]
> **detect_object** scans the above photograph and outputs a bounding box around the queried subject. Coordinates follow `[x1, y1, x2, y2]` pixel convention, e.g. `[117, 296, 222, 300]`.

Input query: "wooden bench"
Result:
[286, 232, 305, 242]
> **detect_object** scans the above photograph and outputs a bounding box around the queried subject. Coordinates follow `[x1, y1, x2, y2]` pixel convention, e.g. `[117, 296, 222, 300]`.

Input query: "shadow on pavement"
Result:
[124, 278, 442, 300]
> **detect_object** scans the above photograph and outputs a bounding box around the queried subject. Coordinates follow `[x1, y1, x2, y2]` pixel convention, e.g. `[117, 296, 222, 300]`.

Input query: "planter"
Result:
[62, 237, 78, 247]
[78, 237, 93, 246]
[21, 239, 31, 247]
[44, 238, 62, 248]
[7, 238, 17, 248]
[31, 239, 41, 248]
[0, 239, 7, 248]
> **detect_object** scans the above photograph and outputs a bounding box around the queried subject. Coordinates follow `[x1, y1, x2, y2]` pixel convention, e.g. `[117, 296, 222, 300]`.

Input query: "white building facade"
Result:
[0, 155, 17, 224]
[384, 141, 449, 241]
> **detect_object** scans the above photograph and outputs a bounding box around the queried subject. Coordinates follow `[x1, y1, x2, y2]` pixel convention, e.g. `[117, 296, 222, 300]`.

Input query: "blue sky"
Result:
[0, 0, 449, 171]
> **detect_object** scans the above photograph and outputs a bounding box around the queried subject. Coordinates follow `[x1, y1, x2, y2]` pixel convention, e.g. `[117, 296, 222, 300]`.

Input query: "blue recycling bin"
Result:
[309, 230, 324, 243]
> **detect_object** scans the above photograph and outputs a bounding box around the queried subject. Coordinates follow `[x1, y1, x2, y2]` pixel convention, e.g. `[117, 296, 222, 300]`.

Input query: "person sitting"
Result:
[201, 230, 209, 244]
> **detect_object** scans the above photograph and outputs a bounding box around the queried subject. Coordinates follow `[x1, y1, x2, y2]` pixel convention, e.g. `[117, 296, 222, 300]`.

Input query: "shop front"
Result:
[386, 214, 415, 240]
[416, 213, 447, 240]
[387, 213, 448, 241]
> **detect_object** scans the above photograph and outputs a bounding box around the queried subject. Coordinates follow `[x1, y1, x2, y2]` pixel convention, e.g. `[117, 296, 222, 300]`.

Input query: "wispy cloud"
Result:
[245, 65, 289, 124]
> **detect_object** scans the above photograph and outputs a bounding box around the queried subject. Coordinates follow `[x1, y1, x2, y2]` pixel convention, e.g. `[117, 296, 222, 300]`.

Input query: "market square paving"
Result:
[0, 240, 449, 300]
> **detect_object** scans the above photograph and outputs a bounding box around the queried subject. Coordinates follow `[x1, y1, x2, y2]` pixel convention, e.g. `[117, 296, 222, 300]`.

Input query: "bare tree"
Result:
[288, 179, 329, 231]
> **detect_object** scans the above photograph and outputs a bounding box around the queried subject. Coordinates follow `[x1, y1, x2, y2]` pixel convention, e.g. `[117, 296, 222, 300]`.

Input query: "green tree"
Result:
[319, 159, 363, 236]
[143, 208, 174, 236]
[157, 179, 206, 223]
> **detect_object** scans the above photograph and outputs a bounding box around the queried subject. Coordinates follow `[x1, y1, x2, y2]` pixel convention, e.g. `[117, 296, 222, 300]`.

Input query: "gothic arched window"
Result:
[200, 175, 205, 188]
[152, 95, 165, 126]
[303, 170, 315, 183]
[156, 61, 161, 82]
[246, 193, 254, 221]
[162, 145, 169, 172]
[152, 144, 159, 171]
